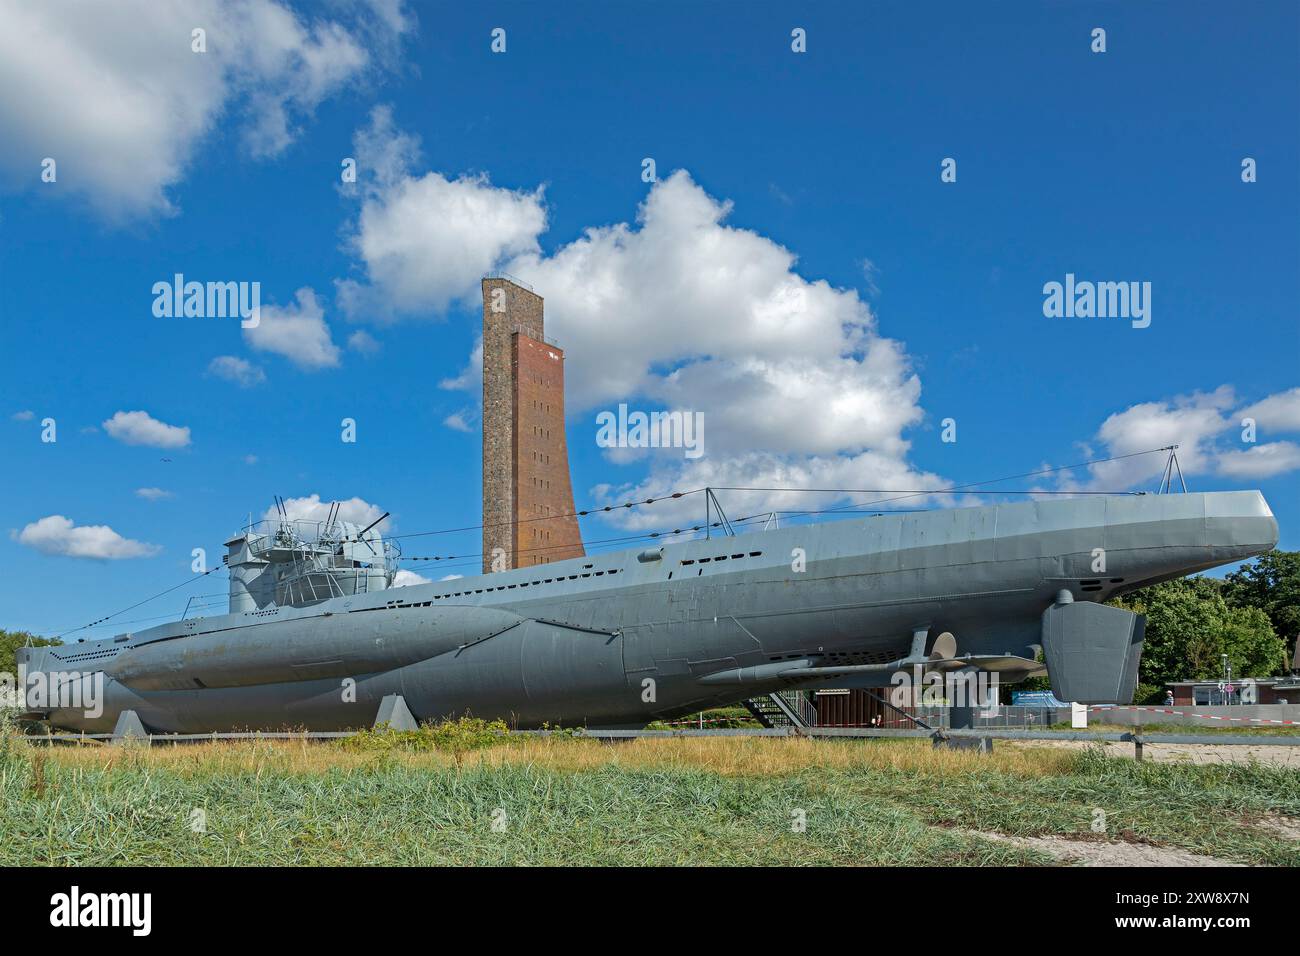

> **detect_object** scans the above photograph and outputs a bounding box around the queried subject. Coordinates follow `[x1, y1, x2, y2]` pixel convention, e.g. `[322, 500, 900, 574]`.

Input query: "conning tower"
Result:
[223, 509, 399, 612]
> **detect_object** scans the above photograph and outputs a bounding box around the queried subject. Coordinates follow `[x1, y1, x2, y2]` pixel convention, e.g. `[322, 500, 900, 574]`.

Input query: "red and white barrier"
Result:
[1090, 705, 1300, 726]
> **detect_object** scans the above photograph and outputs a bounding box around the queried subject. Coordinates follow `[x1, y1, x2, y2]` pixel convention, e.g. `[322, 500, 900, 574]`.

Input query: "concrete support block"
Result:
[374, 694, 419, 732]
[111, 709, 148, 743]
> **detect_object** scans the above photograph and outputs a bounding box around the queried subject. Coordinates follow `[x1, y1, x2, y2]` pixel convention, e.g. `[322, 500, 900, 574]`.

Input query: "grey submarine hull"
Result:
[19, 490, 1279, 732]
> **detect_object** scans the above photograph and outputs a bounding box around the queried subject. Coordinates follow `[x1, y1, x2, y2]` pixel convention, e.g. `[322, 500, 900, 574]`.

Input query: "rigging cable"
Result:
[46, 445, 1175, 639]
[53, 564, 226, 641]
[714, 445, 1172, 523]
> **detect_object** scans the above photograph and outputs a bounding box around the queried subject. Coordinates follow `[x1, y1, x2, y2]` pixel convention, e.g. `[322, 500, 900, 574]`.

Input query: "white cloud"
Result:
[347, 330, 381, 354]
[345, 103, 420, 192]
[498, 172, 923, 460]
[438, 337, 482, 392]
[443, 410, 474, 433]
[243, 454, 259, 465]
[0, 0, 413, 221]
[1075, 387, 1234, 490]
[860, 258, 881, 297]
[1216, 441, 1300, 479]
[263, 494, 385, 528]
[1237, 387, 1300, 435]
[233, 8, 369, 160]
[334, 114, 1300, 512]
[1059, 384, 1300, 490]
[11, 409, 34, 421]
[593, 450, 951, 533]
[103, 410, 191, 448]
[392, 569, 431, 587]
[336, 106, 547, 319]
[389, 570, 463, 587]
[452, 170, 925, 473]
[135, 487, 174, 501]
[208, 355, 266, 387]
[13, 515, 161, 559]
[340, 141, 935, 511]
[244, 288, 340, 370]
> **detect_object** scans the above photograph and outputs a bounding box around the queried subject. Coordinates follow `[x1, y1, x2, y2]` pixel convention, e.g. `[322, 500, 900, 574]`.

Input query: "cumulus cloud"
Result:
[13, 515, 161, 559]
[1237, 387, 1300, 435]
[1058, 384, 1300, 490]
[336, 106, 547, 320]
[207, 355, 266, 387]
[11, 409, 34, 421]
[135, 487, 174, 501]
[392, 569, 431, 587]
[0, 0, 413, 221]
[439, 338, 482, 392]
[1216, 441, 1300, 479]
[263, 494, 385, 528]
[338, 150, 937, 511]
[594, 450, 952, 533]
[443, 410, 474, 433]
[335, 116, 1300, 517]
[103, 410, 191, 448]
[1069, 387, 1235, 490]
[436, 171, 923, 465]
[244, 288, 340, 370]
[347, 330, 381, 355]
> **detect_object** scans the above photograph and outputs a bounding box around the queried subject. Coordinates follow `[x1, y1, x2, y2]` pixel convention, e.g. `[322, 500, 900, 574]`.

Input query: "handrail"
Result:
[482, 271, 534, 292]
[506, 322, 559, 348]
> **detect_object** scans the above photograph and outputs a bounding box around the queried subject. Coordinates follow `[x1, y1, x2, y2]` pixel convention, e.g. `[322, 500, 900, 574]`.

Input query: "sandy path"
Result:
[964, 829, 1243, 866]
[1010, 738, 1300, 767]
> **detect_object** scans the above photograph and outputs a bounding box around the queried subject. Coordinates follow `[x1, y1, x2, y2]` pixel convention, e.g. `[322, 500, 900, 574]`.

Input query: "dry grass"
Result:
[3, 733, 1061, 866]
[37, 734, 1076, 779]
[5, 733, 1297, 865]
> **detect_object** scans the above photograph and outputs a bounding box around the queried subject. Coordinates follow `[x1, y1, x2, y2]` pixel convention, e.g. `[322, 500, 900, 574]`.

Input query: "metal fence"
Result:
[911, 705, 1072, 729]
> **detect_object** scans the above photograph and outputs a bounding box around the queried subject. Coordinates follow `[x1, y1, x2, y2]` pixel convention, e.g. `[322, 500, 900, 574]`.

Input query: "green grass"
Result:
[1, 734, 1296, 866]
[837, 746, 1300, 866]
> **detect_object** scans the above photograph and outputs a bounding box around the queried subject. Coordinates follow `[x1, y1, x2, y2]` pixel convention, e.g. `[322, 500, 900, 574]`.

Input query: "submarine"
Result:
[16, 489, 1279, 733]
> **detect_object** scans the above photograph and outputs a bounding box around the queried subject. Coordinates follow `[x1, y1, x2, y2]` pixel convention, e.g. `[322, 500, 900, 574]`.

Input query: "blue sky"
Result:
[1, 0, 1297, 640]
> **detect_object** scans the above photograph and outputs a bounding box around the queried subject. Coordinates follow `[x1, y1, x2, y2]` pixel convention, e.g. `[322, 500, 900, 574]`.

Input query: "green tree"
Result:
[1220, 604, 1288, 677]
[1224, 550, 1300, 659]
[1111, 578, 1285, 686]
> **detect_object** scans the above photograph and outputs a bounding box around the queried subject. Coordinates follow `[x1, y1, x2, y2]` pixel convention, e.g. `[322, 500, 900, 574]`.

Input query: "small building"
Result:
[1164, 677, 1300, 706]
[813, 689, 912, 728]
[812, 687, 944, 728]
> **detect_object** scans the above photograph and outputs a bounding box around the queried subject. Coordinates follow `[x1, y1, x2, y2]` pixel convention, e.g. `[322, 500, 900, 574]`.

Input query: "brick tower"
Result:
[481, 275, 585, 572]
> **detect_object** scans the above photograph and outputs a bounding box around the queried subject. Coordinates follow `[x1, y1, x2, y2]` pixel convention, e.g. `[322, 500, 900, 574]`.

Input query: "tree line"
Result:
[1113, 550, 1298, 702]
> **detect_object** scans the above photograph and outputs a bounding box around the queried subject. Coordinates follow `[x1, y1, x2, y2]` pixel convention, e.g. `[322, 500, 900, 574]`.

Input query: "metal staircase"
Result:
[741, 690, 816, 729]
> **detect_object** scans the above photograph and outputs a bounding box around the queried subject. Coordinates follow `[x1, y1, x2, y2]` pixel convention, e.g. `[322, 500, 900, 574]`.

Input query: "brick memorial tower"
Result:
[481, 275, 585, 572]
